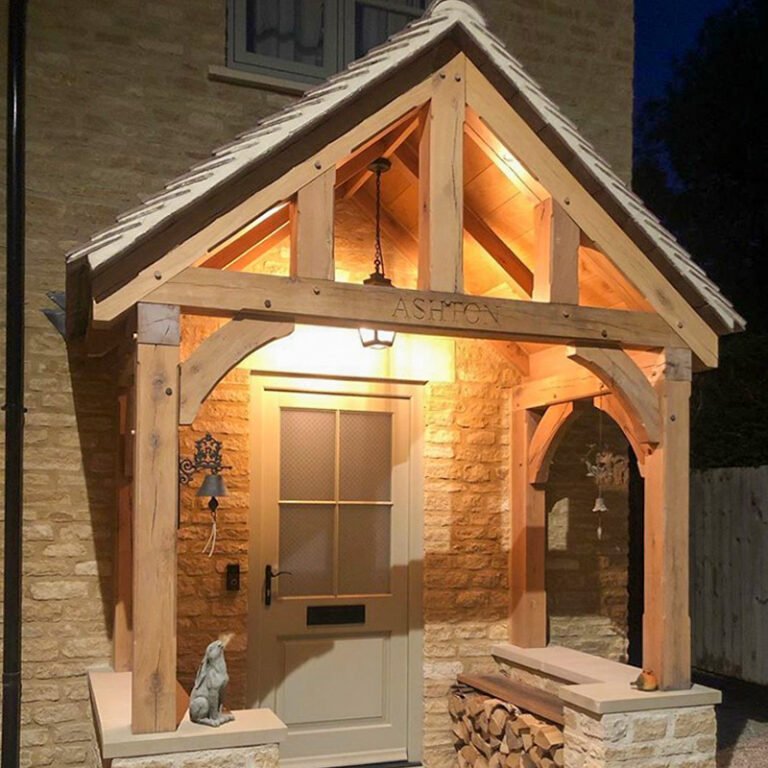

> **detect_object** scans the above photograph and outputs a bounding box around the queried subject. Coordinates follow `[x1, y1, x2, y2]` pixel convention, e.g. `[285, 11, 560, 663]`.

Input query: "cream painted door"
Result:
[252, 385, 412, 767]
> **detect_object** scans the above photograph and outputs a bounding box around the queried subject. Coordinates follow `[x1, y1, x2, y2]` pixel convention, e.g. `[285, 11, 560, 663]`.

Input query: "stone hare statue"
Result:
[189, 635, 236, 727]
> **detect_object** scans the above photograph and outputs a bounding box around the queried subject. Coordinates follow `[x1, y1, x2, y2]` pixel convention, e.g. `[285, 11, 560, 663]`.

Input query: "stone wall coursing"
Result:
[473, 0, 634, 182]
[422, 340, 518, 767]
[0, 1, 633, 765]
[545, 406, 630, 662]
[110, 744, 279, 768]
[178, 317, 252, 709]
[564, 705, 717, 768]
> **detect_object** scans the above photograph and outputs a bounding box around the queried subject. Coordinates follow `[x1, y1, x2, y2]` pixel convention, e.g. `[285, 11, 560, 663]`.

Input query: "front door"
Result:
[250, 381, 416, 767]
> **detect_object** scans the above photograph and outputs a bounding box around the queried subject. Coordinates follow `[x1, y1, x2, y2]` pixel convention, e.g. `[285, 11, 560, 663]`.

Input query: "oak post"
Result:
[418, 56, 465, 292]
[642, 348, 692, 690]
[533, 198, 580, 304]
[132, 303, 180, 733]
[290, 167, 335, 280]
[509, 408, 547, 647]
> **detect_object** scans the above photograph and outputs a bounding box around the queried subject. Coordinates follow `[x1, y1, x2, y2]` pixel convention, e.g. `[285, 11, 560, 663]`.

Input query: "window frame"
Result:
[227, 0, 426, 86]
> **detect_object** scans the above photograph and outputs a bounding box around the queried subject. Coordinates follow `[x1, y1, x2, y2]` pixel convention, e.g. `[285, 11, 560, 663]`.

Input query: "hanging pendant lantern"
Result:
[359, 157, 396, 349]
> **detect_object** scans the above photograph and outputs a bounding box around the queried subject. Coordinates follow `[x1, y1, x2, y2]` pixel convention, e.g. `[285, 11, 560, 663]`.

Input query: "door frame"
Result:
[246, 373, 425, 765]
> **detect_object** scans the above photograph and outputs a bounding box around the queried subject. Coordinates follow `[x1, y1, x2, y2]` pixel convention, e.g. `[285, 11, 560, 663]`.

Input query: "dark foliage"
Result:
[634, 0, 768, 468]
[691, 333, 768, 468]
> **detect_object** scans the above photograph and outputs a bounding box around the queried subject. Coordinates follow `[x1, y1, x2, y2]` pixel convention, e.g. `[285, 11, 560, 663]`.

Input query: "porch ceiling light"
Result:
[359, 157, 396, 350]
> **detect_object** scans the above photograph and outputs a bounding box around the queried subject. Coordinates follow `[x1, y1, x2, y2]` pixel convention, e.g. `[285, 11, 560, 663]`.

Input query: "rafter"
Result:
[338, 115, 420, 200]
[200, 205, 289, 270]
[351, 187, 418, 269]
[223, 221, 289, 272]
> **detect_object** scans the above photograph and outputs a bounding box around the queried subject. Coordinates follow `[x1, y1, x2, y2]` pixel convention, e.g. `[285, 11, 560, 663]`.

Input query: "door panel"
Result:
[252, 386, 412, 766]
[279, 634, 388, 724]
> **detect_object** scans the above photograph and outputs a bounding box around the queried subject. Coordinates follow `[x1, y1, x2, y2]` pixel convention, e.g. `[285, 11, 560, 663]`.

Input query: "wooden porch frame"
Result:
[509, 346, 693, 691]
[103, 39, 712, 737]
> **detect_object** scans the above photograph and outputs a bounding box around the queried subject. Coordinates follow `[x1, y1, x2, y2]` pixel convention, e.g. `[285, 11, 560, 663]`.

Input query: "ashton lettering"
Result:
[392, 297, 500, 326]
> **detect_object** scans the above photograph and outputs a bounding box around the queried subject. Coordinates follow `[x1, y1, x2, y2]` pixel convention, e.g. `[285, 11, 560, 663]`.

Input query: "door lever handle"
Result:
[265, 564, 292, 606]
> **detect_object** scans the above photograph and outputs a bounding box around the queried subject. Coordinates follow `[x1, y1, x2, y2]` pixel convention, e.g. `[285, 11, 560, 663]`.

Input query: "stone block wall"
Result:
[564, 706, 717, 768]
[421, 340, 518, 766]
[110, 745, 279, 768]
[0, 0, 634, 765]
[177, 317, 252, 709]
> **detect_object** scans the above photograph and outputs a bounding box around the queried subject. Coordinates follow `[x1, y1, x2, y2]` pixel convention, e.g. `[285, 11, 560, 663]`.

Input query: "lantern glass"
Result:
[359, 327, 396, 349]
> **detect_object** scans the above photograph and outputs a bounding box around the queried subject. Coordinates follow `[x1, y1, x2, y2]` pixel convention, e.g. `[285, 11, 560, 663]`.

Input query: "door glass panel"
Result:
[339, 411, 392, 502]
[338, 504, 391, 595]
[280, 408, 335, 501]
[279, 504, 334, 596]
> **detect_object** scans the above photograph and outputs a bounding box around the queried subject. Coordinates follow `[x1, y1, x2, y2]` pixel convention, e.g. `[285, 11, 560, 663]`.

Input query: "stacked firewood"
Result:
[449, 686, 565, 768]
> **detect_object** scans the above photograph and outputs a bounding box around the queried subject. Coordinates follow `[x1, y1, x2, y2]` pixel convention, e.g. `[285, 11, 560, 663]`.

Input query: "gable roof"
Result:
[66, 0, 744, 336]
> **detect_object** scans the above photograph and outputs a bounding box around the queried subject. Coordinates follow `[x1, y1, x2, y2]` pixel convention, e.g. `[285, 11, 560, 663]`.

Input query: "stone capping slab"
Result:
[491, 644, 722, 715]
[89, 669, 287, 760]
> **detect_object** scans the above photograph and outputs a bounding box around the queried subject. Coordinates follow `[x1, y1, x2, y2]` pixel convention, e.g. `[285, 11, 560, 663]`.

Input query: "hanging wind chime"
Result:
[358, 157, 396, 350]
[584, 403, 609, 541]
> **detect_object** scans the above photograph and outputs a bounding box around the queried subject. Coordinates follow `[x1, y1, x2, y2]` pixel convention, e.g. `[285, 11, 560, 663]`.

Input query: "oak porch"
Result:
[65, 32, 734, 737]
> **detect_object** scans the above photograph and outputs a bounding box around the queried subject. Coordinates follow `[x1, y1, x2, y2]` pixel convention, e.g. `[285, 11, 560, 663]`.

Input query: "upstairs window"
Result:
[228, 1, 427, 86]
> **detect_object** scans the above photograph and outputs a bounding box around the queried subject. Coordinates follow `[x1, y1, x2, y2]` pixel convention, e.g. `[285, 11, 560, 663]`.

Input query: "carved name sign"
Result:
[392, 296, 500, 326]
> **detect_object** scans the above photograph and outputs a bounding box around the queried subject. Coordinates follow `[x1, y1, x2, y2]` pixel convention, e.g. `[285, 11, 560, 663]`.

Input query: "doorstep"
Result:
[88, 668, 287, 760]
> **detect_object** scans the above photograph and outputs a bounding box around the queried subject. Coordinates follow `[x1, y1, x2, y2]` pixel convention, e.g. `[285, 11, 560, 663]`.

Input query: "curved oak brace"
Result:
[566, 346, 661, 446]
[179, 319, 294, 424]
[527, 402, 577, 485]
[594, 394, 648, 477]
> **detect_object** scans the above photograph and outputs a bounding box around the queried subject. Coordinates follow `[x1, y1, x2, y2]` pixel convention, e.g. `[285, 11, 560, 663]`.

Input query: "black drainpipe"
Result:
[3, 2, 27, 767]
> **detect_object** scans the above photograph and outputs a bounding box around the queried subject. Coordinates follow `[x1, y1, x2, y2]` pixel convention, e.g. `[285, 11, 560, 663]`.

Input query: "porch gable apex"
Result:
[65, 0, 744, 348]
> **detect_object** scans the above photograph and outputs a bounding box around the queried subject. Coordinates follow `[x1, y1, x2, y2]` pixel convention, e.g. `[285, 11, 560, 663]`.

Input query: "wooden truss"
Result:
[94, 54, 712, 734]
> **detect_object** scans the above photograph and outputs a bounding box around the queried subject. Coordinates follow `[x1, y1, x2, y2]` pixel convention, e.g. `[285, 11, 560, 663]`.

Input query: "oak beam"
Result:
[179, 318, 294, 425]
[510, 409, 547, 647]
[643, 348, 693, 689]
[418, 56, 465, 292]
[291, 169, 335, 280]
[513, 370, 607, 411]
[145, 269, 684, 350]
[132, 303, 180, 733]
[527, 402, 577, 484]
[533, 198, 580, 304]
[566, 345, 661, 445]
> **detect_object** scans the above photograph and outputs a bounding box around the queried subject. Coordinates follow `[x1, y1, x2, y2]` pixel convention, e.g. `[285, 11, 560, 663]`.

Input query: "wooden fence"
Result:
[691, 465, 768, 685]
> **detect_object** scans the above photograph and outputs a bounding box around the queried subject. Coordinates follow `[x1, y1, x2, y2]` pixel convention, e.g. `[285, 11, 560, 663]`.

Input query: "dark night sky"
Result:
[634, 0, 732, 112]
